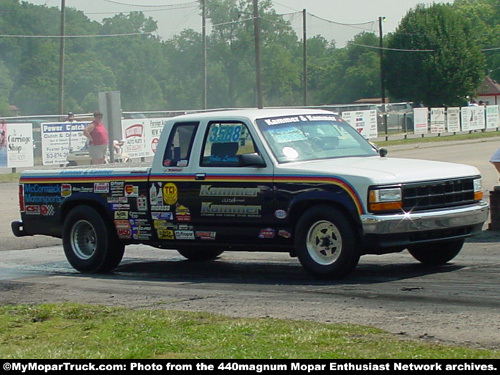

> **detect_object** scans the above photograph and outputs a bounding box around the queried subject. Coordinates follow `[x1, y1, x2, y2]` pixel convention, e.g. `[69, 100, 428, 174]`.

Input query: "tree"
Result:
[453, 0, 500, 82]
[0, 59, 13, 115]
[312, 32, 381, 105]
[384, 4, 485, 107]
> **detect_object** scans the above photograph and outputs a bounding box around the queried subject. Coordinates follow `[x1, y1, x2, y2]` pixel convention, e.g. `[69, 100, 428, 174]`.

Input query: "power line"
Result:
[102, 0, 197, 8]
[350, 42, 434, 52]
[0, 32, 150, 38]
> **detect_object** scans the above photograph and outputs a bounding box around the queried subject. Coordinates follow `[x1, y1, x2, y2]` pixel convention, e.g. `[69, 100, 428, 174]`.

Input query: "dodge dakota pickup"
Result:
[11, 109, 489, 279]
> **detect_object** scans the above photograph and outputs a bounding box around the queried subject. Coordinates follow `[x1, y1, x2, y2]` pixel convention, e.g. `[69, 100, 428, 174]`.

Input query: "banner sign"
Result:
[41, 122, 89, 165]
[341, 110, 378, 139]
[0, 122, 34, 168]
[122, 118, 169, 158]
[486, 105, 499, 129]
[413, 108, 428, 134]
[461, 106, 485, 132]
[430, 108, 446, 133]
[446, 107, 461, 132]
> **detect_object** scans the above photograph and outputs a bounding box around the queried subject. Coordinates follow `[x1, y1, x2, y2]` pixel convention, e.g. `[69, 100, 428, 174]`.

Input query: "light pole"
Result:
[379, 16, 386, 134]
[58, 0, 66, 116]
[253, 0, 263, 109]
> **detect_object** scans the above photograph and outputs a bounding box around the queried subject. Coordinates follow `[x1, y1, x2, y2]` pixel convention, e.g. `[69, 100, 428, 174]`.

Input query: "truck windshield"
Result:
[256, 114, 378, 163]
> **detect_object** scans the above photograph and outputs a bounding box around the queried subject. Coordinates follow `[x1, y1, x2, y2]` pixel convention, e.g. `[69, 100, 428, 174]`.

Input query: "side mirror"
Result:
[239, 153, 266, 167]
[379, 148, 388, 157]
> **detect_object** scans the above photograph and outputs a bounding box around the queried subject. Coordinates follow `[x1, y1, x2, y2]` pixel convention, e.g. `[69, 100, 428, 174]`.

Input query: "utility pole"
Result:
[58, 0, 66, 116]
[202, 0, 207, 109]
[253, 0, 263, 109]
[379, 16, 387, 134]
[303, 9, 307, 106]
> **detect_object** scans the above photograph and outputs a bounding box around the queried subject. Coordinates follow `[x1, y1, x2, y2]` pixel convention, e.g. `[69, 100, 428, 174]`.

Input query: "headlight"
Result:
[368, 187, 402, 212]
[473, 178, 483, 201]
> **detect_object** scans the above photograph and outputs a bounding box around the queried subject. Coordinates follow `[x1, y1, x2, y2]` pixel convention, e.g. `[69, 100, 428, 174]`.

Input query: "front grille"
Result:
[402, 178, 476, 211]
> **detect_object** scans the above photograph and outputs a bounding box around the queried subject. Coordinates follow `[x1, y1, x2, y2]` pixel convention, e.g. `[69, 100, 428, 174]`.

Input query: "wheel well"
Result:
[60, 200, 112, 225]
[289, 200, 361, 233]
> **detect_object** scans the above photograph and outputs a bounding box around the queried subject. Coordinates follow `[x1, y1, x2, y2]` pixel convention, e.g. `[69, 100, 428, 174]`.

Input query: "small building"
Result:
[476, 76, 500, 105]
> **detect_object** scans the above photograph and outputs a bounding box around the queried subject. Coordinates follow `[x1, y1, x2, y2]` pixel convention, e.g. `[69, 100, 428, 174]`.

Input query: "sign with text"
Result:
[341, 110, 378, 139]
[0, 122, 34, 168]
[413, 108, 429, 134]
[446, 107, 461, 132]
[430, 108, 446, 133]
[486, 105, 499, 129]
[461, 106, 485, 132]
[41, 122, 89, 165]
[122, 118, 169, 158]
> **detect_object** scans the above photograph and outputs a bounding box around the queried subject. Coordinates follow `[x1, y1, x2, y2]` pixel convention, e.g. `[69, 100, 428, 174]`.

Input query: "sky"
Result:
[25, 0, 452, 44]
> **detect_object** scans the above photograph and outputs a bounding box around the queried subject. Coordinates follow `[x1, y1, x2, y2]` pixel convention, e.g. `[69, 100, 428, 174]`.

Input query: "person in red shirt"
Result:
[83, 111, 109, 164]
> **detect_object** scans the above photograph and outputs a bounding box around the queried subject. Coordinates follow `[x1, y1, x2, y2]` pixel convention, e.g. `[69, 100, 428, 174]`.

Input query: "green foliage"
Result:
[0, 0, 498, 116]
[384, 4, 485, 107]
[453, 0, 500, 82]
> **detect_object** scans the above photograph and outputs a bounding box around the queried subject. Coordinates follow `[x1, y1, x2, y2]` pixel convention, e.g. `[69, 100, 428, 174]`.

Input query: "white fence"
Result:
[1, 105, 500, 168]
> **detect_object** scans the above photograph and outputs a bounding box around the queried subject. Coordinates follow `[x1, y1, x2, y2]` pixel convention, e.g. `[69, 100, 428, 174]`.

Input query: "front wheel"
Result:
[295, 206, 360, 279]
[407, 239, 464, 265]
[177, 248, 224, 261]
[63, 205, 125, 273]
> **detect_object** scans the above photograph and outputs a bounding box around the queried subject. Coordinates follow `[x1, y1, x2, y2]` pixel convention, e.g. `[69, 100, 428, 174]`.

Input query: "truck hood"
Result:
[277, 156, 481, 185]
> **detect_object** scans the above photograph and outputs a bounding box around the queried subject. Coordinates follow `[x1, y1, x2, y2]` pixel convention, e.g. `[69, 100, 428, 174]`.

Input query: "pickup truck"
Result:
[11, 109, 489, 279]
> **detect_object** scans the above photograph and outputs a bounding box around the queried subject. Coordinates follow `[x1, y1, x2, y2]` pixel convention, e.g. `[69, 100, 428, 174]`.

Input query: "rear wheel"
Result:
[63, 205, 125, 272]
[177, 248, 223, 261]
[407, 239, 464, 265]
[295, 206, 360, 279]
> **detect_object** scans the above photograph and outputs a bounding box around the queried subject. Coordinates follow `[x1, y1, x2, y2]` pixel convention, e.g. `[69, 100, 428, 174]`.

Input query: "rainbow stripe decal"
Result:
[19, 172, 365, 215]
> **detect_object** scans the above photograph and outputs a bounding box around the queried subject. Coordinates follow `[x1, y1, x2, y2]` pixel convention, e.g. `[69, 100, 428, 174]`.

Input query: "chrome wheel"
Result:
[306, 220, 342, 266]
[70, 219, 97, 260]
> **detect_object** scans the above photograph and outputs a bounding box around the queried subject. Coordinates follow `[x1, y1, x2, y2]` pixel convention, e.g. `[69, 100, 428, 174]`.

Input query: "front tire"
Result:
[295, 206, 360, 279]
[63, 205, 125, 273]
[407, 239, 464, 266]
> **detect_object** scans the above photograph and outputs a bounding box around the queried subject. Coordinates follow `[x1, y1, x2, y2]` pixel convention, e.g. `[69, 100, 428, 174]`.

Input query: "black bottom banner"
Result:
[2, 359, 498, 374]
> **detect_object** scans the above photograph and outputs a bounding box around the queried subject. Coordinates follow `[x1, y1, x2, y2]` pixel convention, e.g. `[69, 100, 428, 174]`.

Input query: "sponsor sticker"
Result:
[163, 183, 178, 205]
[40, 205, 55, 216]
[114, 211, 129, 220]
[175, 205, 191, 222]
[196, 231, 216, 240]
[137, 196, 148, 211]
[117, 228, 131, 238]
[275, 209, 287, 219]
[157, 229, 175, 240]
[94, 182, 110, 193]
[61, 184, 72, 198]
[175, 230, 195, 240]
[125, 185, 139, 197]
[26, 205, 41, 215]
[259, 228, 275, 239]
[278, 229, 292, 239]
[151, 212, 173, 220]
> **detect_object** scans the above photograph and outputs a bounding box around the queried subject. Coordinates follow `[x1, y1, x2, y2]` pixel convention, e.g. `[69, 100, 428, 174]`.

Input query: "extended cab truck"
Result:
[11, 109, 489, 279]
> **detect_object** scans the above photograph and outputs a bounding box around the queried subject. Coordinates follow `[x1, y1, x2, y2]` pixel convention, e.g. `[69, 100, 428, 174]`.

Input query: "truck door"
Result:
[187, 120, 275, 243]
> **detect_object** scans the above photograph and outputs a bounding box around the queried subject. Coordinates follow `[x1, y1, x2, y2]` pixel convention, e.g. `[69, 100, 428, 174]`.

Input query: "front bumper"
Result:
[361, 201, 489, 235]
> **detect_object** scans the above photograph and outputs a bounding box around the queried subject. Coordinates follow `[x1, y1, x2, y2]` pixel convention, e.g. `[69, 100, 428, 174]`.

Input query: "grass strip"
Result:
[0, 304, 498, 359]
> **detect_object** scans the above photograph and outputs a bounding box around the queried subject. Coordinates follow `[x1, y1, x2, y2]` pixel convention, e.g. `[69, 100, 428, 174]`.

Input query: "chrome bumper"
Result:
[361, 201, 489, 235]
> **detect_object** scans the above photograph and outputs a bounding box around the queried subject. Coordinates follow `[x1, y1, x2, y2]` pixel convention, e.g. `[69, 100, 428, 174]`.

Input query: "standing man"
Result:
[83, 111, 108, 164]
[67, 111, 75, 122]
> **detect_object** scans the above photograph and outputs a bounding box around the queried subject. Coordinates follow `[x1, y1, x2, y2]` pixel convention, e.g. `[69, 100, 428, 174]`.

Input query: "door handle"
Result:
[195, 173, 206, 180]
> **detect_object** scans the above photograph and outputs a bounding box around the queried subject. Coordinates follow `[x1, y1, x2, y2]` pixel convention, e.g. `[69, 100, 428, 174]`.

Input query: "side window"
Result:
[201, 121, 256, 167]
[163, 122, 198, 167]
